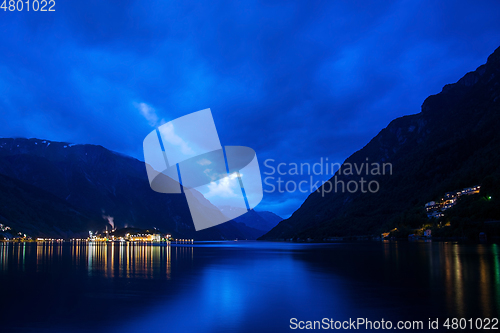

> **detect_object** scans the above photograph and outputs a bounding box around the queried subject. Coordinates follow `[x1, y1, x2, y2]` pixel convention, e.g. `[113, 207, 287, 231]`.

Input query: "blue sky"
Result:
[1, 0, 500, 217]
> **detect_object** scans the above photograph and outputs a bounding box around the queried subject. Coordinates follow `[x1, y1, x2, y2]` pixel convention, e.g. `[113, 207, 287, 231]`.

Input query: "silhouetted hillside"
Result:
[261, 45, 500, 240]
[0, 138, 269, 240]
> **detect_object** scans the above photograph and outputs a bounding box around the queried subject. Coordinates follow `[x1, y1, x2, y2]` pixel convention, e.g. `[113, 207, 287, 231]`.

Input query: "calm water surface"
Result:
[0, 241, 499, 332]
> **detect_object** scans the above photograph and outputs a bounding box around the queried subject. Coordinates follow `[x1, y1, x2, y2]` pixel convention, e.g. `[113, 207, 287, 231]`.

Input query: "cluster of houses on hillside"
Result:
[425, 185, 481, 219]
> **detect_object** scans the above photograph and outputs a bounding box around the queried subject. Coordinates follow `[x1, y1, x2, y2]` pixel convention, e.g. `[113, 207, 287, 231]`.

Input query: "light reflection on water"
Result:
[0, 241, 180, 279]
[0, 241, 499, 332]
[380, 241, 500, 318]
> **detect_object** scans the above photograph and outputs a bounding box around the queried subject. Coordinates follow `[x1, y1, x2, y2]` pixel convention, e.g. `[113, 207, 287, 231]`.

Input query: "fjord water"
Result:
[0, 241, 498, 332]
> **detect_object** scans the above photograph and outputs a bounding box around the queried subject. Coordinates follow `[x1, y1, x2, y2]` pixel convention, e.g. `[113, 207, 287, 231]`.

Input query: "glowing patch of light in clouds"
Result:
[205, 173, 240, 198]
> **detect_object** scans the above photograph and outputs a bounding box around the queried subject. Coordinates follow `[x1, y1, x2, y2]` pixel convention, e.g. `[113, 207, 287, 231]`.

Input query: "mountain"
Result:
[0, 138, 264, 240]
[0, 173, 104, 239]
[260, 45, 500, 240]
[254, 211, 283, 229]
[230, 209, 282, 233]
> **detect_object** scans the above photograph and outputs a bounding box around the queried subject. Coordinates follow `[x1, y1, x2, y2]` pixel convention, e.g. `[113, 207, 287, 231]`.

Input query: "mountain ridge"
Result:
[0, 138, 277, 240]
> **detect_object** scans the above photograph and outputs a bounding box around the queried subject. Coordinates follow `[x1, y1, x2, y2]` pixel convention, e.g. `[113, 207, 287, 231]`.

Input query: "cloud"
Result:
[197, 158, 212, 166]
[205, 173, 240, 198]
[136, 101, 194, 157]
[158, 122, 194, 156]
[135, 102, 159, 127]
[1, 0, 500, 216]
[203, 168, 213, 177]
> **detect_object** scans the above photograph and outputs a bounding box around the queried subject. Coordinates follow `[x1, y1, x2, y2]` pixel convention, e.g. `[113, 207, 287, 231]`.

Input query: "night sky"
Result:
[1, 0, 500, 217]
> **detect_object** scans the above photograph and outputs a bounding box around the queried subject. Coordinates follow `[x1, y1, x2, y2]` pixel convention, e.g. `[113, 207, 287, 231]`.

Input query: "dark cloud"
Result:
[1, 0, 500, 217]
